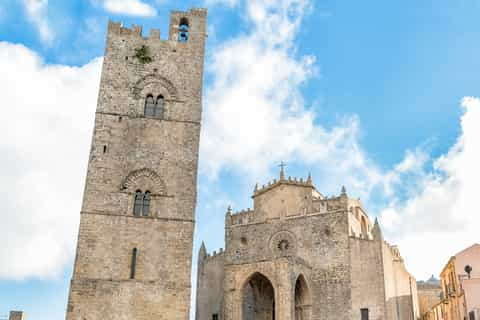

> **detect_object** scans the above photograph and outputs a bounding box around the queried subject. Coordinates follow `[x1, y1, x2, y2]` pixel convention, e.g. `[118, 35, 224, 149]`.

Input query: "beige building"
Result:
[423, 303, 444, 320]
[422, 244, 480, 320]
[417, 277, 442, 319]
[64, 8, 207, 320]
[196, 169, 420, 320]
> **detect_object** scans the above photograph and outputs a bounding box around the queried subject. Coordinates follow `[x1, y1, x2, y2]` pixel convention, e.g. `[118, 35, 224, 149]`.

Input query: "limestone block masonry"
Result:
[196, 169, 420, 320]
[65, 8, 207, 320]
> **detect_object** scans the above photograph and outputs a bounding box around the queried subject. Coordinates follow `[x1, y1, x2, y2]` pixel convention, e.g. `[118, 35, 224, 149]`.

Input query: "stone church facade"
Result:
[65, 8, 207, 320]
[196, 168, 420, 320]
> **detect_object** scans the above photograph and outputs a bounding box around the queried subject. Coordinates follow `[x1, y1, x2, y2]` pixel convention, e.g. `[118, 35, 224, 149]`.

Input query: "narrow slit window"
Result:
[143, 191, 151, 216]
[103, 145, 107, 153]
[145, 95, 155, 117]
[178, 18, 189, 42]
[212, 314, 218, 320]
[134, 190, 143, 216]
[130, 248, 137, 279]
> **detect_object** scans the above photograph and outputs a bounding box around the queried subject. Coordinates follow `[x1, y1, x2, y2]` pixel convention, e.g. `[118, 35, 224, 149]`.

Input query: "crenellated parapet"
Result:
[206, 247, 225, 260]
[226, 169, 375, 232]
[198, 242, 225, 265]
[106, 8, 207, 44]
[252, 173, 313, 198]
[227, 207, 255, 226]
[312, 195, 348, 212]
[107, 21, 162, 40]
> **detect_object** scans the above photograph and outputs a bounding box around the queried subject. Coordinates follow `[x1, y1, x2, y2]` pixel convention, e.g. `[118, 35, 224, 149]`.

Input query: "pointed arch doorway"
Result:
[242, 272, 275, 320]
[294, 275, 312, 320]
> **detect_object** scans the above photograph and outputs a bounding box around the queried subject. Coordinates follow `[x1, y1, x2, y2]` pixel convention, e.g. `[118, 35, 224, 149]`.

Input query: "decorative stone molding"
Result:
[132, 74, 179, 101]
[122, 168, 167, 194]
[269, 230, 297, 257]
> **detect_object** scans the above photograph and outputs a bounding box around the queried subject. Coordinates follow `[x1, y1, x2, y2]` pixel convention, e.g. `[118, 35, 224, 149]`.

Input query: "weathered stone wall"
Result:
[66, 8, 207, 320]
[349, 236, 387, 320]
[382, 243, 419, 320]
[196, 173, 423, 320]
[253, 181, 316, 220]
[196, 250, 226, 320]
[224, 194, 352, 320]
[198, 178, 419, 320]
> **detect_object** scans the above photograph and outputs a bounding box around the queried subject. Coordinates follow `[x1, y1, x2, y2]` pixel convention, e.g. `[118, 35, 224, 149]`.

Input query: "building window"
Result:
[212, 314, 218, 320]
[133, 190, 151, 217]
[155, 95, 164, 118]
[145, 95, 155, 117]
[144, 95, 165, 119]
[361, 308, 369, 320]
[130, 248, 137, 279]
[134, 190, 143, 216]
[143, 191, 151, 217]
[178, 18, 189, 42]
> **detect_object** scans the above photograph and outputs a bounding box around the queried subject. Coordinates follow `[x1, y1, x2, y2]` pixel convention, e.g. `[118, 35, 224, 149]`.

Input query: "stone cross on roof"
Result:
[279, 161, 287, 180]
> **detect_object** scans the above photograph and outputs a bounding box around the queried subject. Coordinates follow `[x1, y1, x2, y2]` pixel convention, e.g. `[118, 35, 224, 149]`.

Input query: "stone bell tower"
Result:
[65, 8, 207, 320]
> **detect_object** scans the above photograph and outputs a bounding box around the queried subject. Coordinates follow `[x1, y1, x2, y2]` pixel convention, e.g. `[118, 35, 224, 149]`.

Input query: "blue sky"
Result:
[1, 0, 480, 319]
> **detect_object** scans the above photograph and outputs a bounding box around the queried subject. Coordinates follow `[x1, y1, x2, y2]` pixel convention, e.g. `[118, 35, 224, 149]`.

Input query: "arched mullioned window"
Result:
[143, 191, 151, 217]
[155, 95, 164, 118]
[134, 190, 143, 216]
[144, 95, 165, 119]
[145, 95, 155, 117]
[178, 18, 189, 42]
[133, 190, 151, 216]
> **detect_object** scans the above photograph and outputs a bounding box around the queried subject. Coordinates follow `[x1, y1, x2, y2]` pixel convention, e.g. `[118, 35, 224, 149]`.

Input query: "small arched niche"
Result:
[295, 275, 312, 320]
[242, 272, 275, 320]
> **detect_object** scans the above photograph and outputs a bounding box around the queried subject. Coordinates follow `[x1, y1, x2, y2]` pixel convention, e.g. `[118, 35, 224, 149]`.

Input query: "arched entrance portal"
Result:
[294, 275, 311, 320]
[242, 273, 275, 320]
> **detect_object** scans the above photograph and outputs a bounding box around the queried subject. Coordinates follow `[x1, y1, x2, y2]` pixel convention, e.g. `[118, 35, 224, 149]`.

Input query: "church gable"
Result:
[252, 169, 321, 220]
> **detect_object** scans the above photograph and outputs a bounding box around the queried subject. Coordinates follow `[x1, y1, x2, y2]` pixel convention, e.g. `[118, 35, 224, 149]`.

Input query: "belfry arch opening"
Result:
[178, 17, 189, 42]
[242, 272, 275, 320]
[294, 275, 312, 320]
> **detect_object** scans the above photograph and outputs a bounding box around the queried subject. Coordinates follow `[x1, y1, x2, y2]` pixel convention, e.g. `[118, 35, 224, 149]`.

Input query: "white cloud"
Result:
[0, 42, 102, 279]
[200, 0, 386, 201]
[204, 0, 238, 7]
[1, 0, 476, 288]
[103, 0, 157, 17]
[23, 0, 53, 44]
[200, 0, 480, 282]
[380, 97, 480, 279]
[201, 0, 334, 176]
